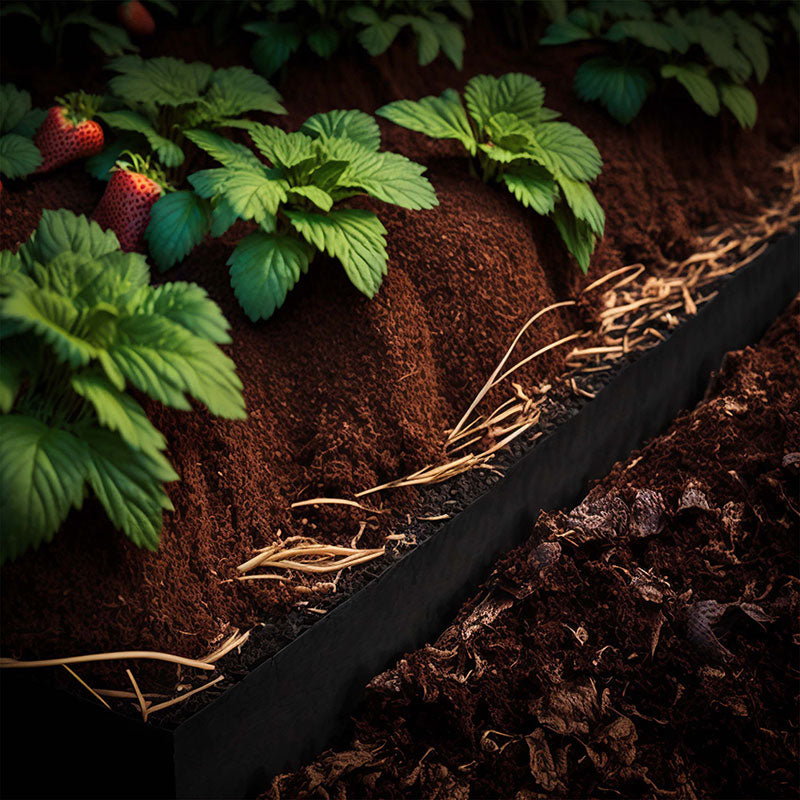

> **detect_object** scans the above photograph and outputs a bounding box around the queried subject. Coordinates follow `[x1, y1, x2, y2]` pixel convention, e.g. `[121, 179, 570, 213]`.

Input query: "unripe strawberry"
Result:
[34, 94, 104, 174]
[93, 166, 164, 252]
[117, 1, 155, 36]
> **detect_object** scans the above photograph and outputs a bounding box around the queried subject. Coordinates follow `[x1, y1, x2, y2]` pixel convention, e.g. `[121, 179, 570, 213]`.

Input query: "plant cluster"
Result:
[245, 0, 472, 76]
[0, 210, 245, 563]
[88, 55, 285, 182]
[0, 0, 173, 62]
[378, 73, 604, 271]
[540, 0, 772, 127]
[0, 84, 45, 180]
[145, 110, 438, 320]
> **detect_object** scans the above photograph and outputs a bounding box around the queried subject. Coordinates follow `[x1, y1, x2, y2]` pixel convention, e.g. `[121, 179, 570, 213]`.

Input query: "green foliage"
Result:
[244, 0, 472, 76]
[146, 110, 437, 320]
[378, 73, 604, 272]
[0, 0, 159, 62]
[88, 56, 285, 182]
[0, 209, 244, 563]
[542, 2, 769, 128]
[0, 84, 45, 179]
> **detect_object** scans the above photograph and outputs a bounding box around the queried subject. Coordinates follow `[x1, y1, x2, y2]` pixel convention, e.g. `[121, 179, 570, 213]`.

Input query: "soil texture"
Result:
[0, 5, 798, 690]
[267, 299, 800, 800]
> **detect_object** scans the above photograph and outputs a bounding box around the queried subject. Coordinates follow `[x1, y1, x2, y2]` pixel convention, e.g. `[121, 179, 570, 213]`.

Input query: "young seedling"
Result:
[88, 55, 285, 184]
[145, 109, 438, 321]
[245, 0, 472, 77]
[377, 73, 604, 272]
[34, 91, 105, 173]
[540, 2, 771, 127]
[0, 209, 245, 563]
[0, 84, 46, 181]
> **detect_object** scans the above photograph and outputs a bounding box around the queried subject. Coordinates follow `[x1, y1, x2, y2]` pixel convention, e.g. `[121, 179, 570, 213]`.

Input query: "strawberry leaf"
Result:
[575, 57, 652, 124]
[465, 73, 546, 129]
[146, 191, 212, 271]
[301, 109, 381, 151]
[500, 164, 556, 214]
[557, 175, 605, 235]
[529, 121, 603, 182]
[286, 208, 387, 297]
[0, 416, 88, 563]
[0, 133, 42, 178]
[661, 63, 720, 117]
[227, 232, 315, 322]
[719, 82, 757, 128]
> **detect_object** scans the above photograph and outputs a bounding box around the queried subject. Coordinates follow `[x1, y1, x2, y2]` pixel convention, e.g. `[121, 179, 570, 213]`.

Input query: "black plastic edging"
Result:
[1, 231, 797, 800]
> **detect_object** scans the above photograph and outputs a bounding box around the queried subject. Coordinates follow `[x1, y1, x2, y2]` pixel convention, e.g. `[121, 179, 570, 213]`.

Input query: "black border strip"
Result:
[2, 231, 797, 800]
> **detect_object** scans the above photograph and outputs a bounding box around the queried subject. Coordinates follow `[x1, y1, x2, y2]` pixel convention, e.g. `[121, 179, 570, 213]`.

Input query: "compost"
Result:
[266, 299, 800, 800]
[1, 5, 798, 703]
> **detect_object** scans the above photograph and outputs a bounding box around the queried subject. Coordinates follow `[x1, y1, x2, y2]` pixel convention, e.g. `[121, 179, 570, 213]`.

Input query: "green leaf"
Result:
[552, 205, 597, 273]
[540, 16, 594, 45]
[499, 164, 556, 214]
[85, 136, 142, 182]
[377, 89, 477, 155]
[394, 15, 440, 65]
[245, 21, 302, 76]
[428, 16, 466, 70]
[322, 138, 438, 210]
[185, 129, 263, 170]
[249, 124, 316, 168]
[307, 27, 340, 58]
[11, 107, 46, 138]
[0, 338, 32, 412]
[86, 20, 138, 57]
[107, 55, 214, 108]
[575, 57, 652, 124]
[71, 373, 166, 456]
[0, 416, 88, 563]
[0, 83, 32, 134]
[557, 175, 605, 235]
[465, 73, 546, 130]
[606, 20, 687, 53]
[351, 7, 401, 56]
[98, 109, 185, 168]
[227, 232, 315, 322]
[529, 122, 603, 182]
[210, 197, 239, 237]
[722, 11, 768, 84]
[0, 133, 42, 178]
[286, 209, 388, 297]
[685, 12, 752, 81]
[301, 109, 381, 151]
[108, 315, 246, 419]
[661, 63, 720, 117]
[19, 209, 120, 266]
[204, 65, 286, 118]
[288, 185, 334, 212]
[138, 281, 232, 343]
[1, 286, 97, 367]
[484, 112, 535, 152]
[145, 191, 211, 271]
[82, 426, 176, 550]
[217, 170, 288, 226]
[719, 83, 757, 129]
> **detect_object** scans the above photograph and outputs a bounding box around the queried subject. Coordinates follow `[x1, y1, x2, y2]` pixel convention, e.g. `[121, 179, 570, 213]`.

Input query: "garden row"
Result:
[0, 0, 794, 567]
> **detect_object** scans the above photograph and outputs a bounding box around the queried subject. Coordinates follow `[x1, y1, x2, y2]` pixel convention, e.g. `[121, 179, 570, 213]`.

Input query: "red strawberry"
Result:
[117, 1, 155, 36]
[34, 94, 104, 174]
[93, 167, 163, 252]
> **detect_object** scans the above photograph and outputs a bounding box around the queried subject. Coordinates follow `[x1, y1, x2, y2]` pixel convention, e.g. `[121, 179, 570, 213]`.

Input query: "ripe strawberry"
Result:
[34, 93, 104, 174]
[93, 164, 164, 252]
[117, 1, 155, 36]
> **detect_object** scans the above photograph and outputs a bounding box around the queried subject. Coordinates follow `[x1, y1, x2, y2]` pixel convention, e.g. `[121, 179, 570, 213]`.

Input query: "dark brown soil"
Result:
[0, 5, 798, 689]
[266, 299, 800, 800]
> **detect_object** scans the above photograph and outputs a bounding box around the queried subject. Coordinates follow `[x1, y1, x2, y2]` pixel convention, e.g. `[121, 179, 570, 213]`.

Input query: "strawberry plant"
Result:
[88, 56, 285, 183]
[540, 1, 770, 127]
[34, 92, 105, 174]
[144, 110, 438, 321]
[0, 0, 155, 62]
[377, 74, 604, 272]
[245, 0, 472, 77]
[0, 209, 245, 563]
[0, 84, 46, 180]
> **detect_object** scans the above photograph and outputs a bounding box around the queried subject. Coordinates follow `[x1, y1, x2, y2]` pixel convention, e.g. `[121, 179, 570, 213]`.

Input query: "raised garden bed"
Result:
[266, 297, 800, 800]
[1, 3, 798, 799]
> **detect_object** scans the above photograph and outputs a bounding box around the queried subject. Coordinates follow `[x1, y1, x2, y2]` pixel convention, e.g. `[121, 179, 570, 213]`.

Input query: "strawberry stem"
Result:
[57, 91, 104, 125]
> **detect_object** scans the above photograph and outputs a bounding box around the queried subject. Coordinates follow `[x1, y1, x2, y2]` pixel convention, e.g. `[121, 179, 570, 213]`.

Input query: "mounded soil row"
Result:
[266, 299, 800, 800]
[1, 7, 798, 687]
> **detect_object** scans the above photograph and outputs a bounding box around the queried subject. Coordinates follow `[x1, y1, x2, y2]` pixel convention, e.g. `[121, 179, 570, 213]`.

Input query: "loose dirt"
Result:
[0, 6, 797, 693]
[267, 299, 800, 800]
